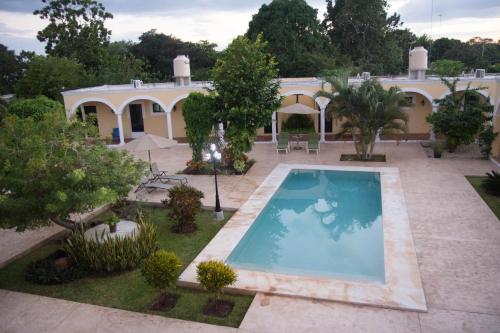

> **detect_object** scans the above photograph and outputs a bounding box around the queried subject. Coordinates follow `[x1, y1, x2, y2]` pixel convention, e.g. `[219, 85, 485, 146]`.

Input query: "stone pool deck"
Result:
[1, 142, 500, 332]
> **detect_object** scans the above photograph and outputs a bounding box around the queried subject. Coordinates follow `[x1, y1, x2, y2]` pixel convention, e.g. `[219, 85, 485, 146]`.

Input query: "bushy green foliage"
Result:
[478, 125, 498, 159]
[431, 59, 465, 77]
[431, 141, 444, 157]
[0, 111, 146, 231]
[63, 219, 158, 273]
[0, 43, 21, 94]
[196, 260, 237, 300]
[15, 56, 87, 101]
[24, 250, 87, 285]
[427, 79, 492, 152]
[481, 170, 500, 197]
[182, 93, 216, 162]
[7, 96, 63, 120]
[317, 75, 408, 160]
[282, 114, 315, 133]
[163, 185, 204, 230]
[212, 35, 281, 166]
[141, 250, 182, 291]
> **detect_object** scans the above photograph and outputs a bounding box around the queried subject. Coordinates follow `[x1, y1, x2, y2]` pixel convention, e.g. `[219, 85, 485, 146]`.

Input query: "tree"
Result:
[15, 56, 87, 101]
[323, 0, 402, 74]
[431, 59, 465, 76]
[0, 44, 21, 94]
[182, 93, 216, 162]
[7, 96, 64, 120]
[0, 111, 145, 231]
[211, 35, 281, 168]
[34, 0, 113, 70]
[317, 75, 408, 160]
[246, 0, 341, 77]
[131, 30, 218, 81]
[427, 78, 492, 152]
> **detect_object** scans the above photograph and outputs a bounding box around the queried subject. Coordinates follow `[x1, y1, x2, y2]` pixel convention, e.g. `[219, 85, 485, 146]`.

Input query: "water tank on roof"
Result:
[408, 46, 428, 80]
[173, 55, 191, 86]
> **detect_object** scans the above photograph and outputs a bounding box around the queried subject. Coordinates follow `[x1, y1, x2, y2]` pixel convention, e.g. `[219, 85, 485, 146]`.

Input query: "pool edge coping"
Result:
[178, 163, 427, 312]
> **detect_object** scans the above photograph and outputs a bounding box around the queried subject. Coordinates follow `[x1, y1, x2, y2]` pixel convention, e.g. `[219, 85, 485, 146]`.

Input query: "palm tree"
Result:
[317, 74, 409, 160]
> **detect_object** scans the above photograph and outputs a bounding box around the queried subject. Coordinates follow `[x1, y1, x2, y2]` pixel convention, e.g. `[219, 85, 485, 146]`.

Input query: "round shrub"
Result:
[163, 185, 204, 233]
[7, 96, 63, 120]
[63, 219, 158, 273]
[24, 250, 87, 285]
[196, 260, 237, 300]
[141, 250, 182, 291]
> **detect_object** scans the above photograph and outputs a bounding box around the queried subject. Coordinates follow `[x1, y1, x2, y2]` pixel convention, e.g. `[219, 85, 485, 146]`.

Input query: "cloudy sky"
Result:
[0, 0, 499, 54]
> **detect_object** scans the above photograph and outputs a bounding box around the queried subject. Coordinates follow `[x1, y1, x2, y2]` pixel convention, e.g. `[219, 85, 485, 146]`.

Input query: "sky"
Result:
[0, 0, 499, 54]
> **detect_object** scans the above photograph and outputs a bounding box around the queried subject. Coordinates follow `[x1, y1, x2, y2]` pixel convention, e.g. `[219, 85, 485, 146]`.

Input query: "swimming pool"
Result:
[226, 169, 385, 283]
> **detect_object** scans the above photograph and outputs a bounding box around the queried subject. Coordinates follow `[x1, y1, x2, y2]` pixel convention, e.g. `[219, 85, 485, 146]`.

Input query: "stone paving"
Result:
[1, 142, 500, 332]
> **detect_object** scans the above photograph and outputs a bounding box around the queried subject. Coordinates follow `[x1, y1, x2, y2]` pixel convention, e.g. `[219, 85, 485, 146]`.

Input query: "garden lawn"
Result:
[0, 208, 253, 327]
[467, 176, 500, 220]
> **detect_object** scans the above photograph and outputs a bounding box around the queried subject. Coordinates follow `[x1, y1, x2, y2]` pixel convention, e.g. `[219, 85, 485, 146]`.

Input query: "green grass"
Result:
[0, 208, 253, 327]
[467, 176, 500, 220]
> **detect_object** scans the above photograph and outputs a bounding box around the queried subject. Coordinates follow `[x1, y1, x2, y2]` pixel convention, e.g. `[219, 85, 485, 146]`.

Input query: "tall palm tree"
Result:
[317, 74, 409, 160]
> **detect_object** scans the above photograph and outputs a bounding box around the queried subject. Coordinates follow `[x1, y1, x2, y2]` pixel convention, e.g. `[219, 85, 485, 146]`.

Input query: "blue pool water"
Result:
[226, 169, 385, 283]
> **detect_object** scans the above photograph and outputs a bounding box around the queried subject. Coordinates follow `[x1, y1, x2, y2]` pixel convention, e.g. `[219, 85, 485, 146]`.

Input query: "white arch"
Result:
[117, 95, 170, 115]
[280, 90, 316, 99]
[69, 97, 117, 117]
[400, 88, 435, 106]
[437, 88, 492, 105]
[166, 93, 191, 113]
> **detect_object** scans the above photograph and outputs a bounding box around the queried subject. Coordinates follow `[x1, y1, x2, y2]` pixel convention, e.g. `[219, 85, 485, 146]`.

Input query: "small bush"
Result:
[478, 125, 498, 159]
[141, 250, 182, 291]
[196, 260, 237, 300]
[482, 170, 500, 196]
[163, 185, 204, 232]
[431, 141, 444, 157]
[63, 219, 158, 273]
[24, 250, 87, 285]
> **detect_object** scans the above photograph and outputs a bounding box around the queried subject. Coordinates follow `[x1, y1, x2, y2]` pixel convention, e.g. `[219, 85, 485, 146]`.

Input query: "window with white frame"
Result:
[152, 103, 164, 113]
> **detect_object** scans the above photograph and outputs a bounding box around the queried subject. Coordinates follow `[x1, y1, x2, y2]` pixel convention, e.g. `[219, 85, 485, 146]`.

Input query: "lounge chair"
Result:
[135, 176, 175, 193]
[306, 133, 320, 155]
[151, 163, 188, 185]
[276, 132, 290, 154]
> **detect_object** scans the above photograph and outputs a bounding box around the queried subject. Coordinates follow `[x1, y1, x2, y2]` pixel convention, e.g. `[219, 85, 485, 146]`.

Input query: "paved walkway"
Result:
[1, 143, 500, 332]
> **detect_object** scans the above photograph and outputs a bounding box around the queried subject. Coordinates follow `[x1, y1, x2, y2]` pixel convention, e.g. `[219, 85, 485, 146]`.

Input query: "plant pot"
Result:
[109, 224, 117, 233]
[433, 152, 442, 158]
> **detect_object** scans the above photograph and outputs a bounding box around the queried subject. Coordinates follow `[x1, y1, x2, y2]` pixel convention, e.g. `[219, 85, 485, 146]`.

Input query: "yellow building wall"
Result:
[171, 100, 187, 138]
[404, 93, 432, 134]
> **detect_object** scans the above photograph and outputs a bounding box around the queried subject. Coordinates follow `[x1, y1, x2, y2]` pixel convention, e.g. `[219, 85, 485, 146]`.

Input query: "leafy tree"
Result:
[141, 250, 182, 293]
[324, 0, 402, 74]
[431, 59, 465, 77]
[34, 0, 113, 70]
[7, 96, 64, 120]
[131, 30, 218, 81]
[427, 78, 492, 152]
[182, 93, 216, 162]
[211, 35, 281, 167]
[15, 56, 87, 101]
[317, 75, 408, 160]
[0, 44, 21, 94]
[246, 0, 341, 77]
[0, 112, 145, 231]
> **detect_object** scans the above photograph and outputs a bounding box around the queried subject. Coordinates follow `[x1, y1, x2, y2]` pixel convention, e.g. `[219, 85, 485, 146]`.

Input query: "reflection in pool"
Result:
[226, 169, 385, 283]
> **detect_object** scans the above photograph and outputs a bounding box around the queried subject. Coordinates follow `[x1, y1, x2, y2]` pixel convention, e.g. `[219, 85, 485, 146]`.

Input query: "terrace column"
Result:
[166, 112, 173, 140]
[271, 111, 277, 143]
[320, 106, 326, 143]
[430, 105, 438, 141]
[79, 105, 86, 121]
[116, 113, 125, 145]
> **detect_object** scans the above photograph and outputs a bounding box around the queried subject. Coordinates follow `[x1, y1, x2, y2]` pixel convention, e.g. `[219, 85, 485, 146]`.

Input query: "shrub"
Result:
[24, 250, 87, 285]
[478, 125, 498, 159]
[481, 170, 500, 196]
[7, 96, 63, 120]
[63, 219, 158, 273]
[141, 250, 182, 291]
[431, 59, 465, 77]
[163, 185, 204, 232]
[196, 260, 237, 300]
[282, 114, 315, 133]
[431, 141, 444, 158]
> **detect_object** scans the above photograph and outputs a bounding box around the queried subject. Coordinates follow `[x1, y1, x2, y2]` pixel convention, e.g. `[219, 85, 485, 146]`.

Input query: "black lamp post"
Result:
[205, 144, 224, 220]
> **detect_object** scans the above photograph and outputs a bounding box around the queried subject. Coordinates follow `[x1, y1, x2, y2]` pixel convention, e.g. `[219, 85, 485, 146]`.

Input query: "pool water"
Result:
[226, 169, 385, 283]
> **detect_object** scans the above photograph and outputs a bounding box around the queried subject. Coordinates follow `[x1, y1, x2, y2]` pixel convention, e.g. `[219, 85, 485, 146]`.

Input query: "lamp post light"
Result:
[204, 144, 224, 220]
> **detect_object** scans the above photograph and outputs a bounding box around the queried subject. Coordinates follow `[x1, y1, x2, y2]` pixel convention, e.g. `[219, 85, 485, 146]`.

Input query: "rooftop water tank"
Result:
[173, 55, 191, 86]
[408, 46, 428, 80]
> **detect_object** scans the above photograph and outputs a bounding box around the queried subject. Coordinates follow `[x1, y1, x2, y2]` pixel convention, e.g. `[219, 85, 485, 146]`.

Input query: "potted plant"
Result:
[431, 141, 444, 158]
[106, 213, 120, 233]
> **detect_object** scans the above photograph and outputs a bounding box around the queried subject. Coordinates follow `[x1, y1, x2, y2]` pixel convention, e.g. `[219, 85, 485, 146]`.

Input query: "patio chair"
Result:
[151, 162, 188, 185]
[276, 132, 290, 154]
[306, 133, 320, 155]
[135, 176, 176, 193]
